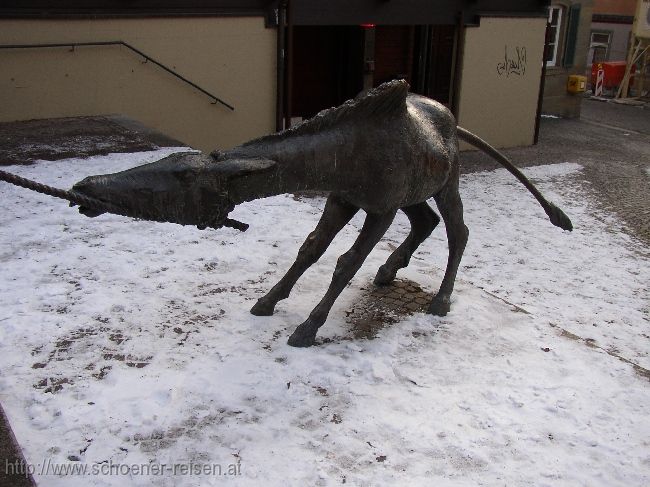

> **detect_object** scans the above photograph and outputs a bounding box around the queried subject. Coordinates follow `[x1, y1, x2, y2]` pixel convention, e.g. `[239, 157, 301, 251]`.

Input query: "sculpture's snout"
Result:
[70, 152, 253, 231]
[71, 176, 109, 217]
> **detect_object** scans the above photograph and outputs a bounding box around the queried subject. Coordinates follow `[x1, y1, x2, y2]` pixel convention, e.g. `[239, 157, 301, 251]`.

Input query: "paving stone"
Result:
[405, 302, 422, 312]
[347, 279, 434, 339]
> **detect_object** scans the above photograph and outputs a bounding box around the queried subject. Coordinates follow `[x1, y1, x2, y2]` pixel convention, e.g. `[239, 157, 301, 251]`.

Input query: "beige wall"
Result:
[0, 17, 276, 152]
[456, 16, 547, 149]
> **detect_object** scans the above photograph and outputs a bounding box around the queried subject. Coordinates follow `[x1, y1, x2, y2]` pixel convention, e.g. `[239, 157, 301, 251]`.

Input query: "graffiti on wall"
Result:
[497, 46, 527, 77]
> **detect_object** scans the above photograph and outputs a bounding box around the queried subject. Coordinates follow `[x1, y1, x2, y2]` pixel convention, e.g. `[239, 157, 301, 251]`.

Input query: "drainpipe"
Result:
[450, 12, 465, 117]
[284, 0, 294, 130]
[362, 25, 376, 90]
[534, 20, 551, 145]
[276, 0, 287, 132]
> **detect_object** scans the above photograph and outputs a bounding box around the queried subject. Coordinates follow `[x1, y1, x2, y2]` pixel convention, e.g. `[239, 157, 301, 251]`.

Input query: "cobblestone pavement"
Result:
[347, 279, 432, 339]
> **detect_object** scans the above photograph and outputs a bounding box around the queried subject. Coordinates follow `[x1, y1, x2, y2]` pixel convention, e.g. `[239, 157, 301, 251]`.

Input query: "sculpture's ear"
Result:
[212, 158, 277, 180]
[209, 158, 277, 204]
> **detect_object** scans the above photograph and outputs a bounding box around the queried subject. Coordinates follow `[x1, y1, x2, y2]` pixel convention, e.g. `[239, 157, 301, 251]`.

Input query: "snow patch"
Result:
[0, 150, 648, 486]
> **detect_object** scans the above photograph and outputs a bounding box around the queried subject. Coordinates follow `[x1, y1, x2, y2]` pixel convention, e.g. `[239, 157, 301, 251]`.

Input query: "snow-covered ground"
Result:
[0, 149, 648, 487]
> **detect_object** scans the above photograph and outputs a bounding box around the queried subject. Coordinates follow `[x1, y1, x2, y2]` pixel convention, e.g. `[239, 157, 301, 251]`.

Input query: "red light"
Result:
[360, 23, 376, 29]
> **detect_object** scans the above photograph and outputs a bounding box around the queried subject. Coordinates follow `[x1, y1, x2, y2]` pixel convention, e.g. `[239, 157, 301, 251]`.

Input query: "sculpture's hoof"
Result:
[373, 265, 396, 286]
[287, 333, 316, 348]
[250, 298, 275, 316]
[428, 295, 451, 317]
[287, 321, 318, 347]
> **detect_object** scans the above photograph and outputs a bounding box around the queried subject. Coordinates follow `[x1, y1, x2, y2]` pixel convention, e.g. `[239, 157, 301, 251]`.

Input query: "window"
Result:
[546, 6, 563, 67]
[589, 31, 612, 64]
[545, 4, 582, 68]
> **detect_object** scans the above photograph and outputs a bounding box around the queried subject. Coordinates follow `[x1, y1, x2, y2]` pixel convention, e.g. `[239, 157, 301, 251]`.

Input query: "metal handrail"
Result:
[0, 41, 235, 111]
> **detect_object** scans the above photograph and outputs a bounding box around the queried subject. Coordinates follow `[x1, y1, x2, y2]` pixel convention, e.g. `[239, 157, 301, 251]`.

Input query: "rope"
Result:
[1, 169, 125, 213]
[0, 169, 248, 231]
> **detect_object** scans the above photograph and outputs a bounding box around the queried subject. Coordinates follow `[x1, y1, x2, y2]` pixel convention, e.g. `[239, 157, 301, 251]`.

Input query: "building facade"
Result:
[1, 1, 558, 151]
[541, 0, 594, 118]
[588, 0, 637, 64]
[280, 1, 550, 148]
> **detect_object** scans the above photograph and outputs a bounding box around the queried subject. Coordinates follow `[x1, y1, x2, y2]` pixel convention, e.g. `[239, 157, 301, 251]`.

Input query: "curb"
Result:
[0, 402, 36, 487]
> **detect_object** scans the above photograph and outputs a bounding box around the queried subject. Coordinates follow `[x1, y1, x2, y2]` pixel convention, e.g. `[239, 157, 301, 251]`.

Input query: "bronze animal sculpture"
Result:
[1, 80, 572, 347]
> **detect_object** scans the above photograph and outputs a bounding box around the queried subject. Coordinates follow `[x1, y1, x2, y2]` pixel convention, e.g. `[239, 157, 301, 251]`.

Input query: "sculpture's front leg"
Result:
[288, 210, 397, 347]
[251, 195, 358, 316]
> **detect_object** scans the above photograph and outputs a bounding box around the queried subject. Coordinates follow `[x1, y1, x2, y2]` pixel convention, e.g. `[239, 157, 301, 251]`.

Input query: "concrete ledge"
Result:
[0, 403, 35, 487]
[0, 115, 185, 166]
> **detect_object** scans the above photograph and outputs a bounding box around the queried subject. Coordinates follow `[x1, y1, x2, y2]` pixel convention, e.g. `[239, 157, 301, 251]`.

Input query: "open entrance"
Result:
[288, 24, 456, 125]
[291, 26, 364, 121]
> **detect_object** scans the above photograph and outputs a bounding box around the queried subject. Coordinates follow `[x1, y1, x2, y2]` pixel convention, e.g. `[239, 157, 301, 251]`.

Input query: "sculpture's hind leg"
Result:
[429, 180, 469, 316]
[288, 210, 397, 347]
[251, 194, 358, 316]
[374, 202, 440, 286]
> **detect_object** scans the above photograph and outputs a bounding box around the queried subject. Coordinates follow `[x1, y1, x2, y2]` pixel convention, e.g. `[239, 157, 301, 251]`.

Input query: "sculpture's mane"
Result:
[241, 80, 409, 147]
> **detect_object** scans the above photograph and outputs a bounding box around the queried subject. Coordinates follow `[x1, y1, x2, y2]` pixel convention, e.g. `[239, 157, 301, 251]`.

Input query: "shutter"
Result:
[563, 4, 581, 68]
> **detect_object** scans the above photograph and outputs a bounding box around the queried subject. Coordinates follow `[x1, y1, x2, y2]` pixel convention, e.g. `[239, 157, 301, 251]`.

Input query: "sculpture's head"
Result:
[72, 152, 237, 230]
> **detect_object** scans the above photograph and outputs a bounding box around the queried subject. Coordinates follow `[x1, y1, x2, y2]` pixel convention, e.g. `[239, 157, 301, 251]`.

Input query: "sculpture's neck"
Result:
[222, 128, 348, 204]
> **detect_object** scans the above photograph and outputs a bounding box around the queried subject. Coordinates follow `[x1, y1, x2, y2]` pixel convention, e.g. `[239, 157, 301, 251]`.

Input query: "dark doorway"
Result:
[373, 25, 455, 105]
[374, 26, 415, 87]
[291, 26, 364, 120]
[411, 25, 456, 104]
[289, 24, 455, 123]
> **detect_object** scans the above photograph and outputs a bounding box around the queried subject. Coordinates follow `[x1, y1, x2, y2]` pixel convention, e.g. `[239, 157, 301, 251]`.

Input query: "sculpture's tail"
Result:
[456, 126, 573, 231]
